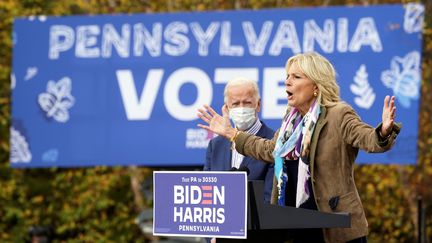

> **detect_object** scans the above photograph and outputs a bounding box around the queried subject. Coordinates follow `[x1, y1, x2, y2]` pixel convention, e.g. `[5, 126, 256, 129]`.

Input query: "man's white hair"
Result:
[223, 77, 260, 103]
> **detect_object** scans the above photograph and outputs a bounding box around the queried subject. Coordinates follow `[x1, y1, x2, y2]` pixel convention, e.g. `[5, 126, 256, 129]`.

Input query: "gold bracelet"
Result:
[230, 129, 240, 143]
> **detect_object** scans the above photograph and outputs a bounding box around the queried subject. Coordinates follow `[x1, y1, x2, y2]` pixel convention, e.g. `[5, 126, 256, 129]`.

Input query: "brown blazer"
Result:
[235, 102, 401, 243]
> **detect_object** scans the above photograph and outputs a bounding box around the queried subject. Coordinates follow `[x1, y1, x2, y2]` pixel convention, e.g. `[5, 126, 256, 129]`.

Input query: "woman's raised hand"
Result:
[381, 95, 396, 137]
[197, 104, 236, 139]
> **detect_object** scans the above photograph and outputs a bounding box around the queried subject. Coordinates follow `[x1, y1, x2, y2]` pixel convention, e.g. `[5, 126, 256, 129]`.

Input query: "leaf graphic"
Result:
[42, 149, 59, 163]
[38, 76, 75, 123]
[380, 51, 421, 108]
[11, 73, 16, 89]
[355, 90, 375, 110]
[350, 65, 375, 109]
[10, 127, 32, 163]
[404, 3, 424, 34]
[24, 67, 38, 81]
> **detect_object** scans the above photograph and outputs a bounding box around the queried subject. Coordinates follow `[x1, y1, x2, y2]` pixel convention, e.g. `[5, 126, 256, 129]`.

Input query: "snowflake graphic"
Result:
[381, 51, 421, 108]
[38, 76, 75, 122]
[10, 127, 32, 163]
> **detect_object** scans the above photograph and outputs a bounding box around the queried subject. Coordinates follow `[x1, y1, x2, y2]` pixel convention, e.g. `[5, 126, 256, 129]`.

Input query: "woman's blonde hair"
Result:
[286, 52, 340, 107]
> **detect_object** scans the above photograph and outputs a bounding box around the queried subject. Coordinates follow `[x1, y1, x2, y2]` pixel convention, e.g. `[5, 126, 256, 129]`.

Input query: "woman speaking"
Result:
[197, 52, 401, 243]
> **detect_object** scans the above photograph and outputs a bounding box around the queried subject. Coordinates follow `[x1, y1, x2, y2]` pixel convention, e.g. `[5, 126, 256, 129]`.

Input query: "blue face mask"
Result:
[229, 107, 257, 131]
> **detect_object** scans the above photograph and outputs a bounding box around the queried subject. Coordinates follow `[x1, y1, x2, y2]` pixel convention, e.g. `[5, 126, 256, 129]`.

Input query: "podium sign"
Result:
[153, 171, 247, 239]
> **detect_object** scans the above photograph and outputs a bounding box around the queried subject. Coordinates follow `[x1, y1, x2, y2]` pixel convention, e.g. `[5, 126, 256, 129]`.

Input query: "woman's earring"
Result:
[314, 91, 318, 97]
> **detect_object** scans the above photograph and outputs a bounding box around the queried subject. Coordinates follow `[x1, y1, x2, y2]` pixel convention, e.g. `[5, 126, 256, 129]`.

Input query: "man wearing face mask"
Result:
[204, 77, 275, 203]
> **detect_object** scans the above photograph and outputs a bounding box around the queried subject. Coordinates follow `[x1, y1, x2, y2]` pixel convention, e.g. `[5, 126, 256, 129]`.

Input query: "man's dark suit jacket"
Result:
[204, 122, 275, 203]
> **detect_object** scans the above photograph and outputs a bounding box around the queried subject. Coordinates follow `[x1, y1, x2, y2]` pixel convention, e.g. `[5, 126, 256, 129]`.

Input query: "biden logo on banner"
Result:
[153, 171, 247, 239]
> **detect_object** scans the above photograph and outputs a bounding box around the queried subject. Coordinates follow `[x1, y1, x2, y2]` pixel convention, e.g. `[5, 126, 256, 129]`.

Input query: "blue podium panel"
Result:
[153, 171, 247, 239]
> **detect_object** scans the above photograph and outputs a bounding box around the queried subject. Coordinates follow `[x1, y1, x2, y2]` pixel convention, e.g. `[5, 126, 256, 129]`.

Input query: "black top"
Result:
[284, 159, 317, 210]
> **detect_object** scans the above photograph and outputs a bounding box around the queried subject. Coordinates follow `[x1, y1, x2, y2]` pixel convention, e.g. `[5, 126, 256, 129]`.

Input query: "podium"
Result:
[247, 180, 351, 230]
[153, 172, 351, 241]
[217, 180, 350, 242]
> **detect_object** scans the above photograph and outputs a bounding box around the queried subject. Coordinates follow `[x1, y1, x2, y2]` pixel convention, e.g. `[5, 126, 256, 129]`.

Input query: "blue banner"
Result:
[153, 171, 247, 238]
[11, 4, 424, 167]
